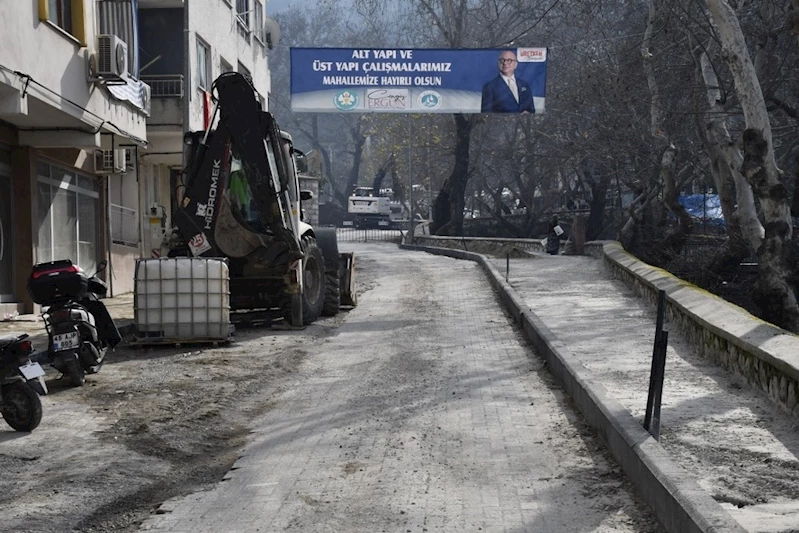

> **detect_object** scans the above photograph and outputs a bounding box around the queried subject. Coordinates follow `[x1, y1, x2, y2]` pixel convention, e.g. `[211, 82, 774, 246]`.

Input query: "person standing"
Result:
[480, 50, 536, 114]
[546, 215, 561, 255]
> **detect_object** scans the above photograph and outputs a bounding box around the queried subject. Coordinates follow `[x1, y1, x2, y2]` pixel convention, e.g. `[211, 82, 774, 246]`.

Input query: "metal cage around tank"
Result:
[133, 257, 233, 344]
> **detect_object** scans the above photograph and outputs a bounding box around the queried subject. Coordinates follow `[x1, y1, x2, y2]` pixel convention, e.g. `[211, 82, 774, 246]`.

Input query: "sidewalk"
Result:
[0, 293, 135, 348]
[406, 242, 799, 533]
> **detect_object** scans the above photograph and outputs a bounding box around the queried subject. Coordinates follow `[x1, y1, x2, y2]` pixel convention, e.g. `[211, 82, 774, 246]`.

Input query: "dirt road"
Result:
[0, 243, 662, 532]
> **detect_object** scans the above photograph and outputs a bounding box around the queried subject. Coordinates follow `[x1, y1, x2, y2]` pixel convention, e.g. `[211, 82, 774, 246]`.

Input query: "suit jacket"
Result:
[480, 75, 536, 113]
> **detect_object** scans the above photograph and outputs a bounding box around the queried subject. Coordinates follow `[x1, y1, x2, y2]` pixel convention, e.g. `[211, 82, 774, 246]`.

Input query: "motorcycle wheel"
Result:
[65, 357, 85, 387]
[1, 381, 43, 432]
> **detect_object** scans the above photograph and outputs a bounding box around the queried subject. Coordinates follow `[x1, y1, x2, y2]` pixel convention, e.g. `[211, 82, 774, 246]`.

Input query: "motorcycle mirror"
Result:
[95, 260, 108, 275]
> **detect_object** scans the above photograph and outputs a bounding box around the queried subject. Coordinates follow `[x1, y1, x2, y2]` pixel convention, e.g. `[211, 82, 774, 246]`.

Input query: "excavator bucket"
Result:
[339, 252, 357, 307]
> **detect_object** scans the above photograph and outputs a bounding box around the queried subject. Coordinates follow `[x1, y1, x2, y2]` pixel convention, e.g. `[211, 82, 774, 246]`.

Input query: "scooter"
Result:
[0, 333, 45, 432]
[27, 259, 121, 387]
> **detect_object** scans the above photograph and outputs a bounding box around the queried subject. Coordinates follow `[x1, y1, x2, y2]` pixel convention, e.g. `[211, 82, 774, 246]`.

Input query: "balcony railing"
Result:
[140, 75, 184, 97]
[111, 204, 139, 247]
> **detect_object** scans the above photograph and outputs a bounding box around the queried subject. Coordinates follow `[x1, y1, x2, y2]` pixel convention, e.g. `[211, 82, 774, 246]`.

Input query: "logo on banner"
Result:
[366, 89, 409, 110]
[517, 48, 547, 62]
[334, 90, 359, 110]
[418, 91, 441, 110]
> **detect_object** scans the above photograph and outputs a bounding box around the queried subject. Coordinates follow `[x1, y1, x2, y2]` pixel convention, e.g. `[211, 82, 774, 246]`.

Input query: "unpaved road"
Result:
[0, 243, 663, 532]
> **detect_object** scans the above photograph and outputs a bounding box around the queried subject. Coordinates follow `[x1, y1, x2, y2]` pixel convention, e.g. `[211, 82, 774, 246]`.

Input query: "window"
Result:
[254, 0, 264, 42]
[39, 0, 87, 44]
[220, 58, 233, 74]
[236, 0, 250, 27]
[47, 0, 73, 33]
[238, 62, 251, 82]
[36, 162, 100, 275]
[196, 37, 211, 90]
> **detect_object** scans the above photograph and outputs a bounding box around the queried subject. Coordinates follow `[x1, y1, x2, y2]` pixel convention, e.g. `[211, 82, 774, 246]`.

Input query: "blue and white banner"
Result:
[290, 48, 548, 114]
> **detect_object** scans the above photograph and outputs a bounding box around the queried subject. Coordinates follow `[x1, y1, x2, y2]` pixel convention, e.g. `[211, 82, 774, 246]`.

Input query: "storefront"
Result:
[35, 160, 101, 276]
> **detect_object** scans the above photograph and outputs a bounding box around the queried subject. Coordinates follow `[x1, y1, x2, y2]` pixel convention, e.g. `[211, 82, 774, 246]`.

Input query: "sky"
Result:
[266, 0, 296, 15]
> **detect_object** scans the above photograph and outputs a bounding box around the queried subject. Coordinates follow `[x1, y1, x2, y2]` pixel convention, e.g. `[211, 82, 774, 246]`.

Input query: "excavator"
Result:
[162, 71, 356, 326]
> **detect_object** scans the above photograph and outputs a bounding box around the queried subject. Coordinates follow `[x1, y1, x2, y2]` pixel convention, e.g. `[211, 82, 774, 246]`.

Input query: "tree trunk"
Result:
[620, 189, 652, 250]
[693, 46, 759, 273]
[706, 0, 799, 332]
[586, 171, 610, 241]
[788, 0, 799, 46]
[341, 127, 367, 211]
[654, 145, 693, 264]
[621, 0, 670, 253]
[432, 114, 473, 235]
[698, 47, 763, 252]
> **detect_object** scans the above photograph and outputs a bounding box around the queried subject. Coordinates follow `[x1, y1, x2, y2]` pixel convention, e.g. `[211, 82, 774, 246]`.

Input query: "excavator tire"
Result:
[339, 252, 357, 307]
[315, 227, 342, 317]
[322, 271, 341, 316]
[300, 236, 325, 325]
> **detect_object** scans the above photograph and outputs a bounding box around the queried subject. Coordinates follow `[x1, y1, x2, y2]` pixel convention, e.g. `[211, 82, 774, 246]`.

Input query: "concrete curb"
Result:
[401, 243, 747, 533]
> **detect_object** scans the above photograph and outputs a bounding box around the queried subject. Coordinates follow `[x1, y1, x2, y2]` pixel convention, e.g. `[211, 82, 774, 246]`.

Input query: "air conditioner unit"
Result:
[95, 34, 129, 81]
[95, 149, 126, 175]
[141, 82, 151, 116]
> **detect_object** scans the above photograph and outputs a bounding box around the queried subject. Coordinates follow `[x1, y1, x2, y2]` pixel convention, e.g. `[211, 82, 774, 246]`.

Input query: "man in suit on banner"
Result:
[481, 50, 536, 114]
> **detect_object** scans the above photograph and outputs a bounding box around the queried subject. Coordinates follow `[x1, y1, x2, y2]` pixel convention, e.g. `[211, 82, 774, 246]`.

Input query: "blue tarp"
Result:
[677, 194, 726, 227]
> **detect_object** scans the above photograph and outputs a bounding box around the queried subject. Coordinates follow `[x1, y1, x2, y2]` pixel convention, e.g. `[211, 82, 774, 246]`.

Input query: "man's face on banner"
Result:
[498, 51, 518, 77]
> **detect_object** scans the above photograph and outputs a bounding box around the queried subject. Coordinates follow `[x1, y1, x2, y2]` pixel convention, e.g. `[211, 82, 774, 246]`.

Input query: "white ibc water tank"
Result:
[134, 257, 231, 340]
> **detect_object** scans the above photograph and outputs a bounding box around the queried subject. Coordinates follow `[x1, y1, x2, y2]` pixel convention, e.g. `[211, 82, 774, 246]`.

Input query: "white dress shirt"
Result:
[501, 74, 519, 102]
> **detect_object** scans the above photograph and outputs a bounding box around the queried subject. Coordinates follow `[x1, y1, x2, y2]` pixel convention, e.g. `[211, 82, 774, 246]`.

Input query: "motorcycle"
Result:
[27, 259, 121, 387]
[0, 333, 45, 431]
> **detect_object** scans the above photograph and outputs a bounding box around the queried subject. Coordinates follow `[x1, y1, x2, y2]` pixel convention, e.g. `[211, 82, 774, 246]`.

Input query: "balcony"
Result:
[140, 75, 183, 129]
[141, 75, 184, 97]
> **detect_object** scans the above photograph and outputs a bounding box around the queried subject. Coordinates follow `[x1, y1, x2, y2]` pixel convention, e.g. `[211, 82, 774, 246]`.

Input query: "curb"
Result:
[401, 243, 747, 533]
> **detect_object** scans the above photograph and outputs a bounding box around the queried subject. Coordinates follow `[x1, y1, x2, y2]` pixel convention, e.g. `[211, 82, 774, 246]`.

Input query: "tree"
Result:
[704, 0, 799, 331]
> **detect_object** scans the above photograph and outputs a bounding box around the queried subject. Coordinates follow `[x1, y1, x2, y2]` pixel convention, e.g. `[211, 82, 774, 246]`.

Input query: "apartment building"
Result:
[0, 0, 151, 315]
[137, 0, 275, 258]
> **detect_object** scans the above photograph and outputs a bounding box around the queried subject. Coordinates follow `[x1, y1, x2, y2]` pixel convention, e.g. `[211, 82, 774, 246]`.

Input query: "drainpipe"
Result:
[183, 1, 190, 172]
[106, 134, 115, 297]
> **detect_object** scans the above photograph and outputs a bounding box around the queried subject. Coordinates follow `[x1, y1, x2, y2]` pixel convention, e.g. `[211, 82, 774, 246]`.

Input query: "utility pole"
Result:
[408, 114, 414, 244]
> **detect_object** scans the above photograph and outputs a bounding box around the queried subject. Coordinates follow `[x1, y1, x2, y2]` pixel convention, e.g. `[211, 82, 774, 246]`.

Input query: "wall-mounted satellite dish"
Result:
[264, 17, 281, 50]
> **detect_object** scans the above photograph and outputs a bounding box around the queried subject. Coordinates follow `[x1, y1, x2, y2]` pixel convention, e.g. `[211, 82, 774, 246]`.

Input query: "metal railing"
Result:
[140, 74, 184, 97]
[334, 226, 406, 243]
[111, 204, 138, 247]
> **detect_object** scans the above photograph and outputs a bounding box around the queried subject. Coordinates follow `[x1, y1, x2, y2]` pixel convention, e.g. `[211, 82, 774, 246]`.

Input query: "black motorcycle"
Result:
[27, 259, 121, 387]
[0, 333, 45, 431]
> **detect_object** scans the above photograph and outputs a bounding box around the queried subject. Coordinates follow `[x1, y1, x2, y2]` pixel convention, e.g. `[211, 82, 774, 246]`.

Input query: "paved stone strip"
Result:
[140, 244, 659, 532]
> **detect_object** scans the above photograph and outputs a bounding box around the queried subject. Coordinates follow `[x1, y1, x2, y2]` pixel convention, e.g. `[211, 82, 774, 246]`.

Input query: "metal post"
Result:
[506, 253, 510, 282]
[650, 330, 668, 440]
[644, 290, 667, 435]
[427, 114, 432, 221]
[408, 115, 414, 245]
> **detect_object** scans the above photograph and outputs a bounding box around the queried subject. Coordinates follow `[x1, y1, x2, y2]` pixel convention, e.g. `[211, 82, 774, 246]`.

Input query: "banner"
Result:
[290, 47, 548, 114]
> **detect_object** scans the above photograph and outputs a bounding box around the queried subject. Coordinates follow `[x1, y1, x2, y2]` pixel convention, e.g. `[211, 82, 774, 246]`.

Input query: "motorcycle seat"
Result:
[0, 335, 22, 349]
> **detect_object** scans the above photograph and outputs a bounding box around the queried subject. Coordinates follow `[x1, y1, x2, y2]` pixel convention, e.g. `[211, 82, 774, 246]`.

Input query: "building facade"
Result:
[137, 0, 274, 259]
[0, 0, 150, 315]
